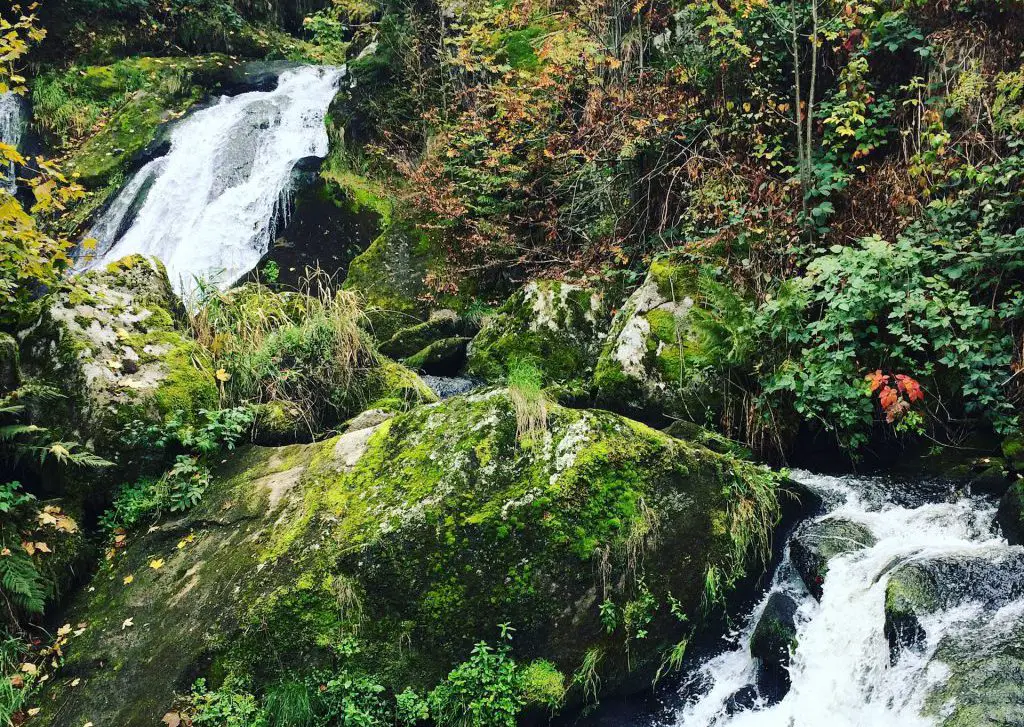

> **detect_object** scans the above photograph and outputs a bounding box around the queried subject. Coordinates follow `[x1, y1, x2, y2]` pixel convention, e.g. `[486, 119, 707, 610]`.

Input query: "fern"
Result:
[0, 553, 46, 615]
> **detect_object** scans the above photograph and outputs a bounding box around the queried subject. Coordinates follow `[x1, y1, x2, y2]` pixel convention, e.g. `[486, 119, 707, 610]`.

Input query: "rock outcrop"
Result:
[466, 281, 608, 385]
[34, 390, 788, 725]
[18, 255, 218, 472]
[790, 517, 876, 599]
[593, 255, 708, 424]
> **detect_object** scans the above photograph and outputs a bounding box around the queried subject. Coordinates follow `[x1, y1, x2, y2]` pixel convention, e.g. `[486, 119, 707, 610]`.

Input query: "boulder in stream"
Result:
[885, 551, 1024, 659]
[33, 390, 789, 725]
[790, 517, 876, 599]
[749, 591, 800, 702]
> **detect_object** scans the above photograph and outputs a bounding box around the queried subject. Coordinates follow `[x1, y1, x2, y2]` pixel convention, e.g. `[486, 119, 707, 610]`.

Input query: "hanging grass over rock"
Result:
[190, 276, 436, 438]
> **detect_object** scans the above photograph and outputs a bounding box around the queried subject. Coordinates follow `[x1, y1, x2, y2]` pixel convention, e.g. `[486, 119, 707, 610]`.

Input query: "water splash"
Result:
[0, 92, 26, 194]
[667, 471, 1018, 727]
[82, 66, 344, 300]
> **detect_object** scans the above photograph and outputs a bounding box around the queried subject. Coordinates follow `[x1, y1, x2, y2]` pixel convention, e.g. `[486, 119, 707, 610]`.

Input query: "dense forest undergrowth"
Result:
[1, 0, 1024, 724]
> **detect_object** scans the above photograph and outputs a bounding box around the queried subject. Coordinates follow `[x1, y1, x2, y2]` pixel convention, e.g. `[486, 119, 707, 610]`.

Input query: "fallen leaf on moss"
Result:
[149, 558, 165, 570]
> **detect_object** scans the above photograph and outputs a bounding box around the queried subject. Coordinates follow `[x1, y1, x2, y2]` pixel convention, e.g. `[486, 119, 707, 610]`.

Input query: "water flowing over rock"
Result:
[657, 471, 1024, 727]
[0, 91, 26, 193]
[82, 66, 344, 299]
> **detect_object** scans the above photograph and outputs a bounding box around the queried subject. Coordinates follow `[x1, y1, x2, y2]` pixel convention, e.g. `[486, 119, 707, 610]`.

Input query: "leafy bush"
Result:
[428, 640, 523, 727]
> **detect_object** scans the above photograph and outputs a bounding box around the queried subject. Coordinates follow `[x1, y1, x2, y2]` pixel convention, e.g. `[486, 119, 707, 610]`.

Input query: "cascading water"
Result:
[0, 91, 26, 194]
[660, 471, 1022, 727]
[81, 65, 344, 299]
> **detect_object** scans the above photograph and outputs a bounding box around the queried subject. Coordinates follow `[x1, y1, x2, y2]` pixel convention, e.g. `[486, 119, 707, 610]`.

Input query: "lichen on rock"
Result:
[467, 280, 609, 384]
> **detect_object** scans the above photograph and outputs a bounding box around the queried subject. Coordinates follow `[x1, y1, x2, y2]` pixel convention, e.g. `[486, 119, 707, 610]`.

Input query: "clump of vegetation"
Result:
[103, 406, 253, 530]
[190, 274, 382, 434]
[506, 357, 547, 443]
[0, 384, 108, 627]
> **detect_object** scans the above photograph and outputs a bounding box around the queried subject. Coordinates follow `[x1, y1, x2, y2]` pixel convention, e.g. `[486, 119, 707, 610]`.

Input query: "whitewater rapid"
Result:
[668, 471, 1018, 727]
[82, 65, 344, 299]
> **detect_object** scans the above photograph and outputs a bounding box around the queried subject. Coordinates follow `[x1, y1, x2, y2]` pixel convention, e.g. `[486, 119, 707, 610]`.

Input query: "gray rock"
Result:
[790, 517, 876, 599]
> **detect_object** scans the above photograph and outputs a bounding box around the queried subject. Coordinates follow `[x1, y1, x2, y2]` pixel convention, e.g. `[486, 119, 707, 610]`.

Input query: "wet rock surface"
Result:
[790, 517, 876, 599]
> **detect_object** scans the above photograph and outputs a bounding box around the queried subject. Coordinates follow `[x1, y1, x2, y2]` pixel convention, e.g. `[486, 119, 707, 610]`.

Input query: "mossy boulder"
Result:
[750, 591, 800, 702]
[593, 255, 710, 425]
[18, 254, 217, 471]
[922, 615, 1024, 727]
[378, 309, 465, 360]
[790, 517, 876, 599]
[996, 479, 1024, 545]
[885, 553, 1024, 659]
[467, 280, 609, 384]
[33, 391, 787, 725]
[401, 336, 470, 375]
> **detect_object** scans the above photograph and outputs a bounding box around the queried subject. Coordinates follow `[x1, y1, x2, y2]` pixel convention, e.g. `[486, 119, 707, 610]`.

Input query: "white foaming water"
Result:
[669, 471, 1018, 727]
[82, 66, 344, 299]
[0, 91, 26, 193]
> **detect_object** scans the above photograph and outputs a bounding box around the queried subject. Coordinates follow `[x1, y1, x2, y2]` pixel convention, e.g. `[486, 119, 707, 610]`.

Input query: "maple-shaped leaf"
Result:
[864, 369, 886, 393]
[879, 385, 899, 412]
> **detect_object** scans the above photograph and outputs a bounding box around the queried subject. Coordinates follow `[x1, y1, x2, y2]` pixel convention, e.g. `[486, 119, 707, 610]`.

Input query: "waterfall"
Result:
[81, 65, 345, 299]
[662, 471, 1021, 727]
[0, 91, 26, 194]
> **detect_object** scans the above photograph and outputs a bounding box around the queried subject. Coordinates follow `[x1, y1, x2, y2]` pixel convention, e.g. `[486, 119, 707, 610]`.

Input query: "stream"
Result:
[638, 470, 1022, 727]
[82, 65, 344, 299]
[52, 60, 1023, 727]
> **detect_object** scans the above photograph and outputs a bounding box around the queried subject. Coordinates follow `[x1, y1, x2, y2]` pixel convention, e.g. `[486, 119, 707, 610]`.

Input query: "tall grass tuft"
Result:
[506, 357, 547, 443]
[190, 268, 377, 433]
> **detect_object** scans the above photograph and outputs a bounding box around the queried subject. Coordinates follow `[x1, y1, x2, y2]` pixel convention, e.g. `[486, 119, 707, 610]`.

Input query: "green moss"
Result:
[466, 281, 608, 384]
[154, 342, 218, 418]
[520, 660, 566, 709]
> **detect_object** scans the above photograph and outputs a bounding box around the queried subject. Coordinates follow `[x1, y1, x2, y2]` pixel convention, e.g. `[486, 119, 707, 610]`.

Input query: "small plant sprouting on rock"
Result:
[506, 357, 547, 444]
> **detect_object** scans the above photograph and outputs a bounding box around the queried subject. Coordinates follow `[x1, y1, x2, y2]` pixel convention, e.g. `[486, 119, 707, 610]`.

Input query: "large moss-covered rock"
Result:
[18, 255, 217, 469]
[33, 391, 786, 725]
[467, 280, 609, 383]
[343, 218, 440, 341]
[790, 517, 876, 599]
[593, 255, 709, 424]
[885, 553, 1024, 658]
[923, 614, 1024, 727]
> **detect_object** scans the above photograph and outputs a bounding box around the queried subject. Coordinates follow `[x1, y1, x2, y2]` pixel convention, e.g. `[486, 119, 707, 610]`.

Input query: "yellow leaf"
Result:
[27, 708, 39, 716]
[19, 663, 37, 675]
[121, 617, 134, 630]
[71, 677, 81, 687]
[57, 624, 71, 637]
[149, 558, 164, 570]
[123, 575, 134, 585]
[215, 368, 231, 383]
[34, 542, 51, 553]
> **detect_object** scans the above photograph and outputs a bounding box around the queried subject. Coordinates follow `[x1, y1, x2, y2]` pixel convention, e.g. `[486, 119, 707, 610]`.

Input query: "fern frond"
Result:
[0, 553, 46, 615]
